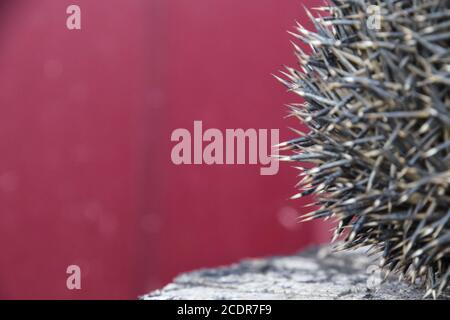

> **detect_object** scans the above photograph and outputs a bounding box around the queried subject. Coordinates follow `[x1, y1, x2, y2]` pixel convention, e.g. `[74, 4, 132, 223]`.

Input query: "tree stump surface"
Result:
[142, 247, 449, 300]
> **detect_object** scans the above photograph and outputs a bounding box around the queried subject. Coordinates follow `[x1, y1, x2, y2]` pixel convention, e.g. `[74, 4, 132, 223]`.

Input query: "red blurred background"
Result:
[0, 0, 328, 299]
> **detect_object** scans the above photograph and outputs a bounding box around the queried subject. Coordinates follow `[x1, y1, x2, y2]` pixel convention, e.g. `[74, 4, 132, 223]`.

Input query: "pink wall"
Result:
[0, 0, 326, 299]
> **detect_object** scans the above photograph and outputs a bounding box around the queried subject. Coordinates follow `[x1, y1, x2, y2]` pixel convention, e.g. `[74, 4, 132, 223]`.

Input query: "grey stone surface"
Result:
[142, 246, 450, 300]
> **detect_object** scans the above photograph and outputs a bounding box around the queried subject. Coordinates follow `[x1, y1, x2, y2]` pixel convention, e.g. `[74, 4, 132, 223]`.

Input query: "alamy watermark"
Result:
[366, 264, 386, 291]
[66, 265, 81, 290]
[66, 5, 81, 30]
[170, 121, 280, 175]
[366, 5, 381, 30]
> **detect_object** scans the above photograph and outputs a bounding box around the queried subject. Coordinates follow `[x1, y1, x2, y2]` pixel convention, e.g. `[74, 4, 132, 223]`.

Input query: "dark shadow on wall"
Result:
[0, 0, 25, 43]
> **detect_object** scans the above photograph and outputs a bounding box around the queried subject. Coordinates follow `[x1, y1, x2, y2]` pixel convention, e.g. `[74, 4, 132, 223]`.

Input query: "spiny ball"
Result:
[278, 0, 450, 298]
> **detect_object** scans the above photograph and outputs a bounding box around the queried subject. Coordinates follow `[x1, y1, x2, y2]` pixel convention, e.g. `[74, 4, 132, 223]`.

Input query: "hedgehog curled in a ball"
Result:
[277, 0, 450, 298]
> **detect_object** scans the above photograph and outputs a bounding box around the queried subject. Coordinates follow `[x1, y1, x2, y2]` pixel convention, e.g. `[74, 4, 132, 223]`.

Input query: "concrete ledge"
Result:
[142, 247, 449, 300]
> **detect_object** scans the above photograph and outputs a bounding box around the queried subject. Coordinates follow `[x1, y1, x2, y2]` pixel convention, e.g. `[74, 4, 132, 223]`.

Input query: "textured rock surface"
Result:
[142, 247, 450, 300]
